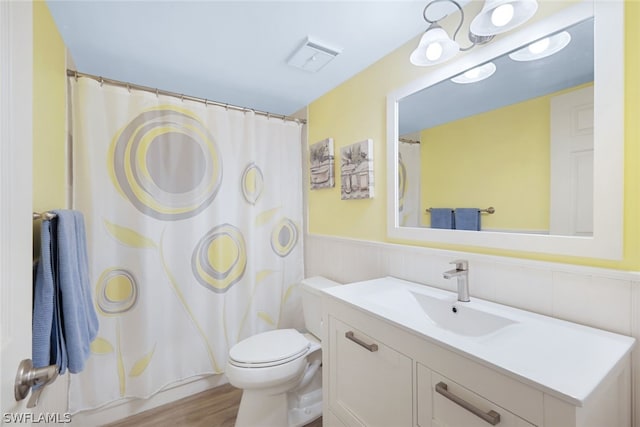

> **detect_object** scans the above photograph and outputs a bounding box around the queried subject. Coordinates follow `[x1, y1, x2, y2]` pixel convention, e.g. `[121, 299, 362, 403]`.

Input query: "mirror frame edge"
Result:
[386, 0, 624, 261]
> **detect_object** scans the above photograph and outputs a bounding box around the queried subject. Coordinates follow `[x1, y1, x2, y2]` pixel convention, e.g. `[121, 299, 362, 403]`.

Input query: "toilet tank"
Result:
[300, 276, 340, 340]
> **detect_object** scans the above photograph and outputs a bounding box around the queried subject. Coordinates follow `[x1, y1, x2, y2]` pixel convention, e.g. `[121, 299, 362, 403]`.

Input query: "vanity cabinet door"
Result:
[328, 317, 413, 427]
[418, 365, 536, 427]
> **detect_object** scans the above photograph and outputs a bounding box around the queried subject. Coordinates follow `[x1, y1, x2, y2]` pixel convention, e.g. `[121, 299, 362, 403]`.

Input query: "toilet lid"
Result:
[229, 329, 310, 366]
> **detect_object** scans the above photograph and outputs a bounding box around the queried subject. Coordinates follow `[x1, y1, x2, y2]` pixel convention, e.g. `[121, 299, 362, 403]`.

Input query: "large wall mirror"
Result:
[386, 1, 623, 259]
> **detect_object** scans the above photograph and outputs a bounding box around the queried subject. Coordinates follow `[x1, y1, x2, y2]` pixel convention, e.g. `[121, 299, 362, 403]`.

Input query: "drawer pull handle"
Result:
[435, 382, 501, 425]
[345, 331, 378, 352]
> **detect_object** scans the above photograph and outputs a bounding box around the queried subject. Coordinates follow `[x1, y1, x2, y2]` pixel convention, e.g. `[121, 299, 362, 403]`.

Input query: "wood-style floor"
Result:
[104, 383, 323, 427]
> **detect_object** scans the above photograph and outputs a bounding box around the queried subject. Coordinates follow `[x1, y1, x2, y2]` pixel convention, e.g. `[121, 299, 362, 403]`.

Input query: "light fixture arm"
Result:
[421, 0, 493, 52]
[422, 0, 465, 40]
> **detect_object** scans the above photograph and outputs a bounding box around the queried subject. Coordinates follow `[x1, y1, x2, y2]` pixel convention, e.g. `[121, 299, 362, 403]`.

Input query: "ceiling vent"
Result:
[287, 37, 342, 73]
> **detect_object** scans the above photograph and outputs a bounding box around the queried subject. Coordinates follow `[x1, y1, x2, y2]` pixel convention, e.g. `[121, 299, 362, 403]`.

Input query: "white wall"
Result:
[305, 233, 640, 426]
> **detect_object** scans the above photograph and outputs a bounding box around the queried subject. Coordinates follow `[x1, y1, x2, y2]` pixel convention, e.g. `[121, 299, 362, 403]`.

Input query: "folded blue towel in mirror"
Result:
[455, 208, 481, 231]
[430, 208, 454, 229]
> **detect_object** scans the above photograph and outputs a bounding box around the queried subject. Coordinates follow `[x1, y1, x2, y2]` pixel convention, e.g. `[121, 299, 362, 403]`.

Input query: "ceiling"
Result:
[46, 0, 464, 116]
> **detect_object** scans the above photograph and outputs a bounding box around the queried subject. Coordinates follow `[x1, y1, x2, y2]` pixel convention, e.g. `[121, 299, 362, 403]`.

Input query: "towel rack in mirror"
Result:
[425, 207, 495, 214]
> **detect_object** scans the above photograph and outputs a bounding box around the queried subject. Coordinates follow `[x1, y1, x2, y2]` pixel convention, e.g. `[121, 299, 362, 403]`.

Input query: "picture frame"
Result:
[309, 138, 335, 190]
[340, 139, 374, 200]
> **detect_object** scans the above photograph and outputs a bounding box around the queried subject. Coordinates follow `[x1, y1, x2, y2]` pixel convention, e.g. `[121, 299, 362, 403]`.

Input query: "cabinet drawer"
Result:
[418, 364, 535, 427]
[328, 317, 413, 427]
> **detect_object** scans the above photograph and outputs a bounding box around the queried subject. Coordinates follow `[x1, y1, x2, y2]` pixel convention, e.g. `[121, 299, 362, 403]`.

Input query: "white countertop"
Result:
[323, 276, 636, 406]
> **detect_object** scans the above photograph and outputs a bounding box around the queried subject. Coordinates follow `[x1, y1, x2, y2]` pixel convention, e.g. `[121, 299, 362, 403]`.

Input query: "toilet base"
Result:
[233, 365, 322, 427]
[235, 389, 289, 427]
[234, 388, 322, 427]
[288, 388, 322, 427]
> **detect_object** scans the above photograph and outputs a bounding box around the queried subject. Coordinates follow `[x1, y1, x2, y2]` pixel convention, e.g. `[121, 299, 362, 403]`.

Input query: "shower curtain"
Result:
[68, 78, 304, 412]
[398, 141, 421, 227]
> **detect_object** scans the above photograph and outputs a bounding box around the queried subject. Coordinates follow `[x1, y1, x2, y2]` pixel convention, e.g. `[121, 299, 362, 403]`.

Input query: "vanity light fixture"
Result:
[508, 31, 572, 61]
[410, 0, 538, 67]
[451, 62, 496, 84]
[410, 22, 461, 66]
[470, 0, 538, 37]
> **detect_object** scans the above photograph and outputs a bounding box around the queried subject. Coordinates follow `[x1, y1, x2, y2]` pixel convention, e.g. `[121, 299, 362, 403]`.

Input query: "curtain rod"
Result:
[399, 137, 420, 144]
[66, 70, 307, 125]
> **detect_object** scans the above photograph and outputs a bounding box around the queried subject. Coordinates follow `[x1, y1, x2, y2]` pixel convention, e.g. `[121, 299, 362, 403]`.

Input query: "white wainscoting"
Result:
[304, 233, 640, 426]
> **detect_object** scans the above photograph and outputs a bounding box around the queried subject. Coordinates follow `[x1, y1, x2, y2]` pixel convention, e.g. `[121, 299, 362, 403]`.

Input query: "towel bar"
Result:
[425, 207, 495, 214]
[33, 211, 57, 220]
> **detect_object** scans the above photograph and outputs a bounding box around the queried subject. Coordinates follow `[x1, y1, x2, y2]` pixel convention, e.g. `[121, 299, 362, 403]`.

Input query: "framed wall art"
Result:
[340, 138, 374, 200]
[309, 138, 335, 190]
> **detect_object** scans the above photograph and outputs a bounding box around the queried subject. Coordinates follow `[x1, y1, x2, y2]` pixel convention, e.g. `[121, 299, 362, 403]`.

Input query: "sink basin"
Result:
[410, 291, 516, 337]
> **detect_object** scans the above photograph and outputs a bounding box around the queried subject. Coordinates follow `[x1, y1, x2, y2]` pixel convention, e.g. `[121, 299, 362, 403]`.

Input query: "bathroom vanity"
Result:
[321, 277, 635, 427]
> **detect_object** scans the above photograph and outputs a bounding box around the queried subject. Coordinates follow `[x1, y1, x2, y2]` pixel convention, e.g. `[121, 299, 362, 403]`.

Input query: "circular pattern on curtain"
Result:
[241, 163, 264, 205]
[192, 223, 247, 293]
[270, 218, 299, 257]
[398, 154, 407, 212]
[96, 268, 139, 316]
[110, 106, 222, 221]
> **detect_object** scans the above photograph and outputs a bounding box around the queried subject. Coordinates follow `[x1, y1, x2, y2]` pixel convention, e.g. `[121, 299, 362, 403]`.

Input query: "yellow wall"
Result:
[308, 2, 640, 270]
[623, 1, 640, 271]
[421, 94, 551, 231]
[33, 1, 67, 213]
[420, 83, 591, 232]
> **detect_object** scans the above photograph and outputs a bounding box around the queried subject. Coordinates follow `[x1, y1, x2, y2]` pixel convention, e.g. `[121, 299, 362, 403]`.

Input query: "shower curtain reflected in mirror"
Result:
[69, 77, 304, 412]
[398, 140, 420, 227]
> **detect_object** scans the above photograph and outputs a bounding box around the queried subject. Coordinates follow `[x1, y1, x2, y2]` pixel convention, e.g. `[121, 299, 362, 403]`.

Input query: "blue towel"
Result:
[430, 208, 454, 229]
[54, 210, 99, 374]
[455, 208, 481, 231]
[32, 223, 57, 370]
[32, 210, 99, 374]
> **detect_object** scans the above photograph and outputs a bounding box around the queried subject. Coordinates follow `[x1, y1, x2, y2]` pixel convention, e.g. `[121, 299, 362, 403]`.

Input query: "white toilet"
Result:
[226, 276, 339, 427]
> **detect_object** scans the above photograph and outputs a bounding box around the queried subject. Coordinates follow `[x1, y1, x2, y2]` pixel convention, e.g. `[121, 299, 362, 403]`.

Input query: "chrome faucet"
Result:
[443, 260, 470, 302]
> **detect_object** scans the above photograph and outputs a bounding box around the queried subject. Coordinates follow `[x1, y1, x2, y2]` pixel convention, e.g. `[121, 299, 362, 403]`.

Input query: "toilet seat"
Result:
[229, 329, 310, 368]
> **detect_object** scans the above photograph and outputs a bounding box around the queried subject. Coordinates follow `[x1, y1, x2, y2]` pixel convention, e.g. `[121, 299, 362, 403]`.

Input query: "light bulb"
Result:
[451, 62, 496, 84]
[508, 31, 571, 62]
[528, 37, 550, 54]
[426, 42, 443, 61]
[491, 3, 514, 27]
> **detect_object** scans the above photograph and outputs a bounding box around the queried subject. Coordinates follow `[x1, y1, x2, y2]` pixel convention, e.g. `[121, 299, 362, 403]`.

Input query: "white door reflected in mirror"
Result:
[550, 85, 594, 236]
